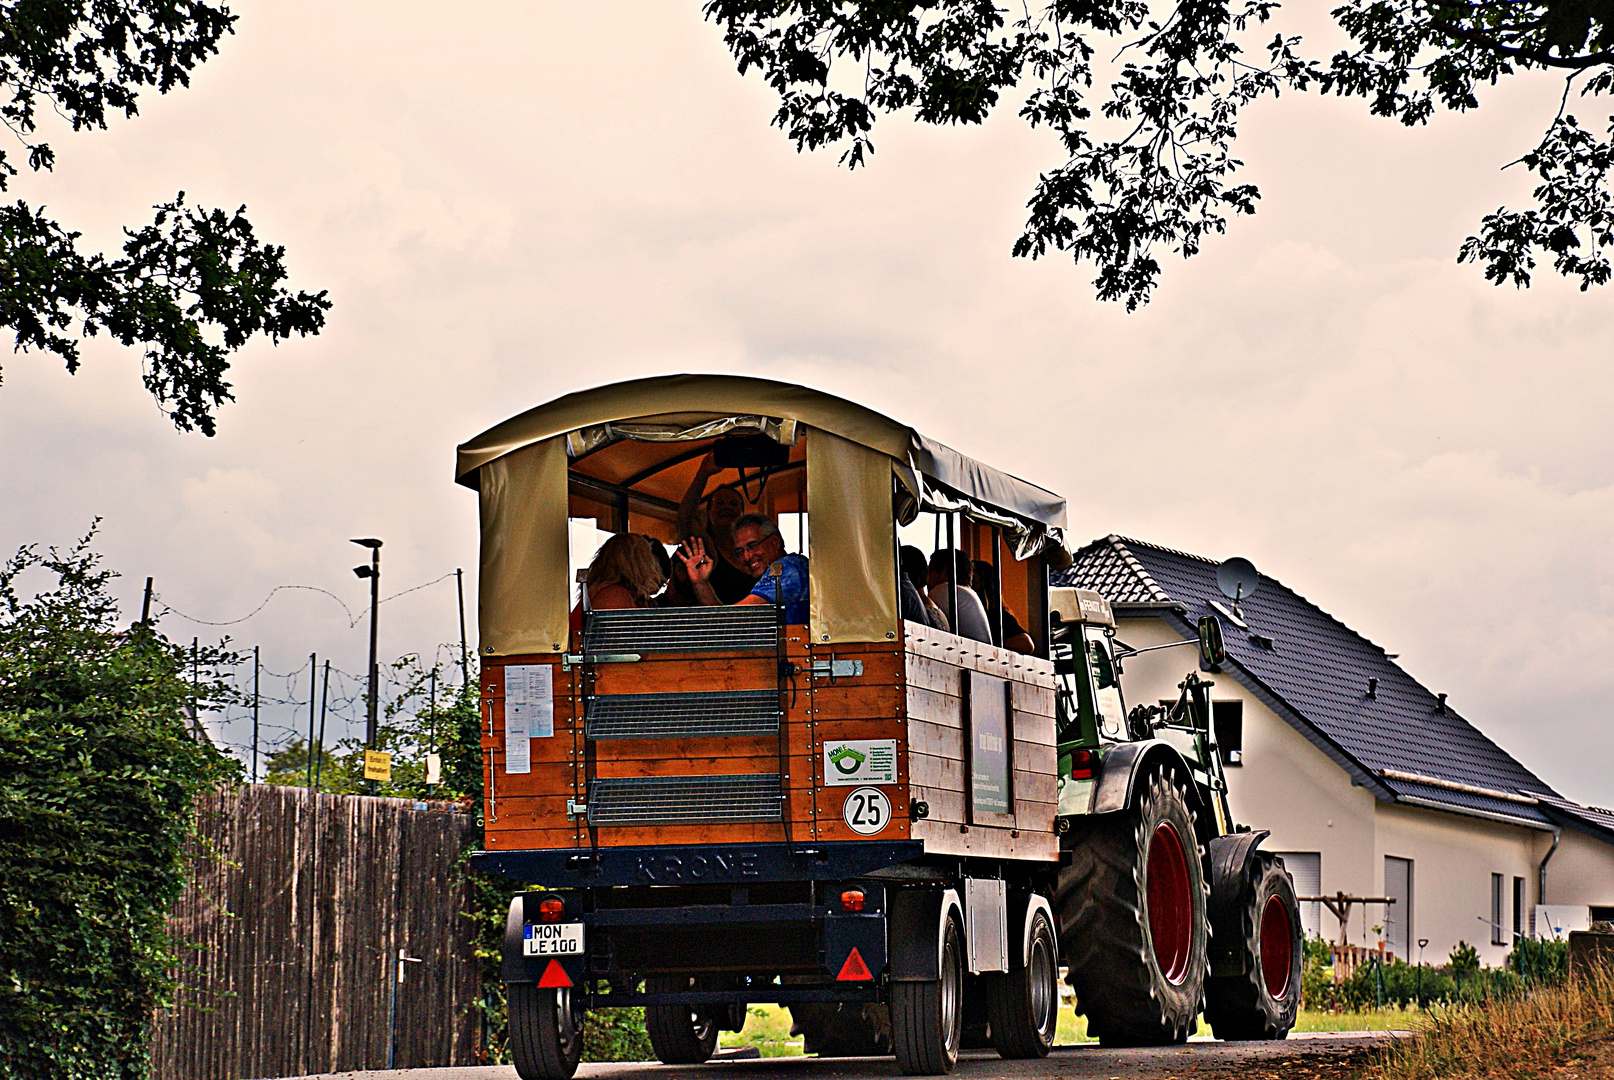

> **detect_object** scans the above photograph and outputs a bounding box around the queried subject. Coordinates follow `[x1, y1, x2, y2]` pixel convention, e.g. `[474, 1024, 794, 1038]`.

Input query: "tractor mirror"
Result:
[1197, 614, 1227, 670]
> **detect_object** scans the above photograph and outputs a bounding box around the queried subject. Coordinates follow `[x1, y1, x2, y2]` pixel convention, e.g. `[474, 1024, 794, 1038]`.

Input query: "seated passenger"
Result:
[679, 514, 808, 624]
[569, 533, 668, 631]
[971, 558, 1036, 655]
[669, 452, 758, 604]
[927, 548, 993, 644]
[901, 544, 949, 631]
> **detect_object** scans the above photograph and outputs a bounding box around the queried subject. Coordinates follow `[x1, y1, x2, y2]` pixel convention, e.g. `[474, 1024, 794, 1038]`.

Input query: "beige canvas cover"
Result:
[806, 429, 899, 643]
[477, 437, 570, 655]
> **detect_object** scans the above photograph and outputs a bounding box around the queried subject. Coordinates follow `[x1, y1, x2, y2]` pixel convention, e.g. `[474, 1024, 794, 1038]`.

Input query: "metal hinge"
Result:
[809, 658, 863, 679]
[566, 799, 588, 819]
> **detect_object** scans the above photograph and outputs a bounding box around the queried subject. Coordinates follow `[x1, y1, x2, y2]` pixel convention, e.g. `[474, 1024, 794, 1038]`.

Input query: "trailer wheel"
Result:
[985, 907, 1059, 1058]
[892, 911, 963, 1074]
[1205, 853, 1302, 1040]
[508, 984, 582, 1080]
[644, 975, 720, 1064]
[1057, 768, 1209, 1047]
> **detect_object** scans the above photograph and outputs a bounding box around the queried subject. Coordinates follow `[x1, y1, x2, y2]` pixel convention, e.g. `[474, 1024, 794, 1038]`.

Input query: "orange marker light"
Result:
[840, 889, 865, 912]
[538, 897, 565, 922]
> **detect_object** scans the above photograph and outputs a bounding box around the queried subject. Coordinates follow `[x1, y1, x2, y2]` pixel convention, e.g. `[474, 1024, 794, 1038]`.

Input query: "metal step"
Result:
[586, 690, 780, 740]
[588, 774, 783, 826]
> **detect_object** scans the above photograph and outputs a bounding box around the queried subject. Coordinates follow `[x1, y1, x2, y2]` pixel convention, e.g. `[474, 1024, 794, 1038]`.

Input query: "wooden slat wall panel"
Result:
[150, 785, 480, 1080]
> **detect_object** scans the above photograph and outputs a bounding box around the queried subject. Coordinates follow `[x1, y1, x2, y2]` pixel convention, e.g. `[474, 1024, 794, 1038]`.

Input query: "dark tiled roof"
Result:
[1059, 535, 1567, 827]
[1535, 793, 1614, 843]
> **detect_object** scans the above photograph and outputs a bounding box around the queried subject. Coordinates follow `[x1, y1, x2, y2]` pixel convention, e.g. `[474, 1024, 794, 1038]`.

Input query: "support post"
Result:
[251, 646, 260, 783]
[456, 567, 470, 689]
[306, 653, 318, 789]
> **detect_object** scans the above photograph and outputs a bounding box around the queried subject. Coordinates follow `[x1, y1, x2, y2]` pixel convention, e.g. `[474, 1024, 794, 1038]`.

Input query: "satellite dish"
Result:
[1216, 557, 1260, 605]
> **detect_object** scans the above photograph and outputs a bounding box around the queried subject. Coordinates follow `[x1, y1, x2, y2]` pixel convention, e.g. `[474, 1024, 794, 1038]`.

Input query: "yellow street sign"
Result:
[363, 750, 393, 782]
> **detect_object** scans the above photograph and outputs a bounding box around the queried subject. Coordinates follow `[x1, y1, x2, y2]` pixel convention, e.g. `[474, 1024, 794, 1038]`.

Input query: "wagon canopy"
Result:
[457, 374, 1067, 537]
[458, 374, 1069, 655]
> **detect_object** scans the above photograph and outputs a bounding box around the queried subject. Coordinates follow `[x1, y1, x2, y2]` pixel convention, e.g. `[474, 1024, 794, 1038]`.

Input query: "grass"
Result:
[1359, 971, 1614, 1080]
[718, 1001, 1413, 1056]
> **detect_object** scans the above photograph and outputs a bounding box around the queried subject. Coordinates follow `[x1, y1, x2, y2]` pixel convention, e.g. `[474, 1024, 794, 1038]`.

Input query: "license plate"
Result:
[524, 922, 585, 957]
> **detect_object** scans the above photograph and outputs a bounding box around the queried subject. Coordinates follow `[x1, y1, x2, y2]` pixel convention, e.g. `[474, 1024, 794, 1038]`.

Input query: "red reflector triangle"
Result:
[538, 959, 573, 988]
[837, 947, 873, 981]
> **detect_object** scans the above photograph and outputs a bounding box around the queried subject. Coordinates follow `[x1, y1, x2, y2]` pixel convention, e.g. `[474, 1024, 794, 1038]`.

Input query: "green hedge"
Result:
[1302, 936, 1571, 1012]
[0, 535, 238, 1080]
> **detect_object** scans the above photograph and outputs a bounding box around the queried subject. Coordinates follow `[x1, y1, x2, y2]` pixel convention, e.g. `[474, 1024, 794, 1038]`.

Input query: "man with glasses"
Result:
[678, 513, 808, 624]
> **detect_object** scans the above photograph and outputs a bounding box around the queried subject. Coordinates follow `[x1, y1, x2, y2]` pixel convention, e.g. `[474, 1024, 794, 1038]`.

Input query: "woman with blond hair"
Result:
[570, 533, 668, 631]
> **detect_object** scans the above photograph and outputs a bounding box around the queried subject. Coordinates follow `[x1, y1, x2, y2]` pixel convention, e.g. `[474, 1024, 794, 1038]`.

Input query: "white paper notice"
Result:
[502, 664, 554, 775]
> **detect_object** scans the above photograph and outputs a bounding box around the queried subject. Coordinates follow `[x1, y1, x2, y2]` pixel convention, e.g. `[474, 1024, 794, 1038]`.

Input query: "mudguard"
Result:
[1206, 830, 1271, 977]
[1007, 890, 1056, 967]
[888, 887, 963, 982]
[1091, 740, 1201, 816]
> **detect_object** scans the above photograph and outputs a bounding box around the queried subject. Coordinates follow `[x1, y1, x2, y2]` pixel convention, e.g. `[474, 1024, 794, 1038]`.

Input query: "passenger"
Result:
[927, 548, 993, 644]
[900, 544, 949, 631]
[570, 533, 669, 631]
[972, 558, 1037, 655]
[669, 452, 758, 604]
[678, 513, 808, 624]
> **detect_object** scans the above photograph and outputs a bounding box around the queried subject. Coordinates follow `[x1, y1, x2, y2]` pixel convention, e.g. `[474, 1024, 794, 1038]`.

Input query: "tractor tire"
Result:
[1205, 853, 1302, 1040]
[1057, 768, 1209, 1047]
[984, 906, 1059, 1059]
[788, 1002, 891, 1057]
[508, 983, 582, 1080]
[891, 910, 964, 1074]
[644, 975, 720, 1064]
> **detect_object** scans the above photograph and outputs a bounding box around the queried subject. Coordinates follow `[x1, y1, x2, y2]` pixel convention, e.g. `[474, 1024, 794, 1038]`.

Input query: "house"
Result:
[1060, 535, 1614, 966]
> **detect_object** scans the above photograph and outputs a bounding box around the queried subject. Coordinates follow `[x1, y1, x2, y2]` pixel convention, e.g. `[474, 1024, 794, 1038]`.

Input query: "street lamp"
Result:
[1417, 938, 1429, 1008]
[351, 538, 382, 750]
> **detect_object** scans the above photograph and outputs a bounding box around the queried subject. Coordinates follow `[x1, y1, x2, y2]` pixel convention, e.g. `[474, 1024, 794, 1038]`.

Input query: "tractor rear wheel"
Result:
[984, 906, 1059, 1058]
[1057, 769, 1209, 1047]
[1205, 853, 1302, 1040]
[644, 975, 720, 1064]
[508, 984, 582, 1080]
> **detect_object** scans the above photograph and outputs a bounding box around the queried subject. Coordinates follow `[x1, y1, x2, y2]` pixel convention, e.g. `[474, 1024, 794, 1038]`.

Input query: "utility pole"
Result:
[305, 653, 318, 789]
[251, 646, 260, 783]
[140, 577, 154, 624]
[315, 660, 330, 789]
[455, 567, 470, 688]
[350, 539, 383, 748]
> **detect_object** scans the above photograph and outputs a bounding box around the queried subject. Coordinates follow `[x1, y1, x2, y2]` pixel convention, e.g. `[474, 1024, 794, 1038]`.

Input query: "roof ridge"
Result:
[1109, 534, 1221, 567]
[1103, 534, 1172, 603]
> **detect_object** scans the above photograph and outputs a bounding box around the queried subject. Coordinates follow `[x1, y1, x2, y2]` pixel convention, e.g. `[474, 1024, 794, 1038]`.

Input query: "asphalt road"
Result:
[294, 1032, 1403, 1080]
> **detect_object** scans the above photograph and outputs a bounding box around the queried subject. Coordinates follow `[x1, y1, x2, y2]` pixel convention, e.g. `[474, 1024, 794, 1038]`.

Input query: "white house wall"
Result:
[1108, 615, 1594, 966]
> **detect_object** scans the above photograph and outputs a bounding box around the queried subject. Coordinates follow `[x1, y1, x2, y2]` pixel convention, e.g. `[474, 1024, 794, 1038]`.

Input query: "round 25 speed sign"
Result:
[842, 787, 892, 835]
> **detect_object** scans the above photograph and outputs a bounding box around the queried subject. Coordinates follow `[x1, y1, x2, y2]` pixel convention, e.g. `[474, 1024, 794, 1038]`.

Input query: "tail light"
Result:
[1070, 749, 1095, 781]
[840, 888, 866, 912]
[538, 897, 565, 922]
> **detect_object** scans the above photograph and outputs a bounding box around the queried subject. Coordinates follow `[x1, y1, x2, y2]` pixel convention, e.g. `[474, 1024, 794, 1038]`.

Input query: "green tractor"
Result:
[1048, 588, 1303, 1045]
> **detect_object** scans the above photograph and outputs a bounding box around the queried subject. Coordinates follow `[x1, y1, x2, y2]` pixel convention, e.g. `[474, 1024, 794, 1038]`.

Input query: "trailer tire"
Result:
[644, 976, 720, 1064]
[1205, 853, 1302, 1040]
[508, 984, 582, 1080]
[984, 907, 1059, 1059]
[892, 911, 964, 1074]
[1057, 768, 1209, 1047]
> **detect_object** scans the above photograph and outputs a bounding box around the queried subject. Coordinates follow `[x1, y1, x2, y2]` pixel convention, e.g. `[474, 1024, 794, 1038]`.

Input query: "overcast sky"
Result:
[2, 3, 1610, 802]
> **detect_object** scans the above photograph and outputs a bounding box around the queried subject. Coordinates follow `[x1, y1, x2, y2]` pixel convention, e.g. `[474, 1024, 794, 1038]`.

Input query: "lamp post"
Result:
[351, 539, 383, 750]
[1417, 938, 1429, 1008]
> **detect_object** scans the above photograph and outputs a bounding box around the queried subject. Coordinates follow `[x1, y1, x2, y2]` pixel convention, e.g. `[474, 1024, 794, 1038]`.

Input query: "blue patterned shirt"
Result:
[748, 553, 810, 624]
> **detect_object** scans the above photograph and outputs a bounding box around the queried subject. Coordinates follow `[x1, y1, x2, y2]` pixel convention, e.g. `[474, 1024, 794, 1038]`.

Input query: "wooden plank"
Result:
[1013, 770, 1058, 804]
[1016, 800, 1057, 834]
[909, 750, 966, 793]
[592, 657, 779, 694]
[905, 654, 964, 697]
[905, 684, 963, 728]
[910, 818, 1060, 861]
[907, 718, 965, 760]
[1015, 740, 1056, 776]
[1011, 681, 1056, 718]
[1012, 710, 1056, 746]
[908, 786, 967, 824]
[593, 754, 813, 779]
[806, 683, 904, 720]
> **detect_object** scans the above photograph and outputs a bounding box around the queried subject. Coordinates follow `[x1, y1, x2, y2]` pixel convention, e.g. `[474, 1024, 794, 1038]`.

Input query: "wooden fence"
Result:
[151, 784, 483, 1080]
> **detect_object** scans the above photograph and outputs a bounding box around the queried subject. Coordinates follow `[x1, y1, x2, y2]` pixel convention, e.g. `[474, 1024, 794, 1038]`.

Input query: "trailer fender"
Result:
[888, 887, 962, 982]
[501, 895, 531, 984]
[1007, 891, 1055, 968]
[1091, 740, 1199, 816]
[1206, 830, 1271, 977]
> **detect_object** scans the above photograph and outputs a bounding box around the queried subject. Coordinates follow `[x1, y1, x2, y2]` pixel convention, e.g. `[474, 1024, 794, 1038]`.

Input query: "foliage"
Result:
[0, 1, 329, 434]
[583, 1008, 655, 1062]
[1449, 939, 1481, 974]
[1301, 933, 1339, 1010]
[1511, 936, 1572, 986]
[1361, 966, 1614, 1080]
[0, 530, 239, 1080]
[703, 0, 1614, 307]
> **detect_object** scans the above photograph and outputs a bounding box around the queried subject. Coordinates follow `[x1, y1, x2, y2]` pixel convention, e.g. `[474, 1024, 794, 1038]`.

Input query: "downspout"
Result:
[1539, 827, 1561, 908]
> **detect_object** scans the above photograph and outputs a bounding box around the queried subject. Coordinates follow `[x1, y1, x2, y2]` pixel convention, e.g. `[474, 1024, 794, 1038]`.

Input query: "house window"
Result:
[1513, 877, 1526, 942]
[1385, 857, 1413, 960]
[1491, 874, 1506, 946]
[1274, 852, 1322, 938]
[1212, 701, 1243, 766]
